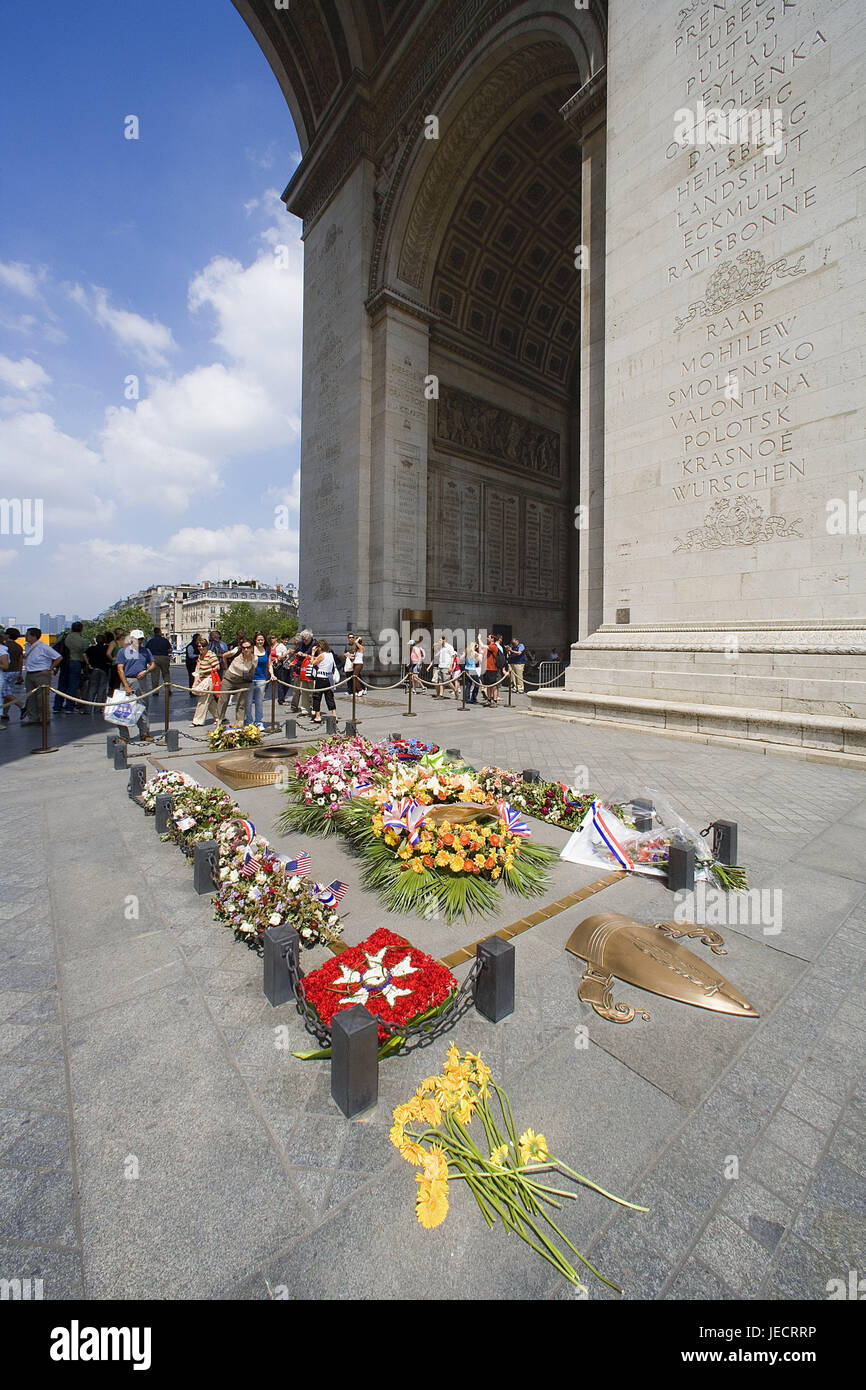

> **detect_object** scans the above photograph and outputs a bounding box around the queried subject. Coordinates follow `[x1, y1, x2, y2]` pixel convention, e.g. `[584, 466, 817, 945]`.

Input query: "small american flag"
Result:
[281, 851, 312, 876]
[239, 851, 266, 879]
[313, 879, 348, 908]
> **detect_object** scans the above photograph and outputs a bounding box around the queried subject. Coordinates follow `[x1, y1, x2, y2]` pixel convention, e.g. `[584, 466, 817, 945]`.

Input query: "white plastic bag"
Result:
[103, 689, 144, 728]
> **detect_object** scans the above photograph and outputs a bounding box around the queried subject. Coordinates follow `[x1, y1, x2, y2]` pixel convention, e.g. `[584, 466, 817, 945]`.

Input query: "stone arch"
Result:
[372, 3, 605, 301]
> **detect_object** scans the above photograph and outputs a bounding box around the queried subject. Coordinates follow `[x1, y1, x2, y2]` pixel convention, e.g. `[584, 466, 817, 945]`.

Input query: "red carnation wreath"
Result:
[300, 927, 457, 1044]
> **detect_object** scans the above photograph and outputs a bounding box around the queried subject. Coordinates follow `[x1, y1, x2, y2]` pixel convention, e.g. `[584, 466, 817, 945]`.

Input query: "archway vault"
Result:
[231, 1, 608, 660]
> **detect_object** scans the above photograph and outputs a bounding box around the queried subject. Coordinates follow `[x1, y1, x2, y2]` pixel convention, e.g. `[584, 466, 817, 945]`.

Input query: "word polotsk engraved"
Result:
[565, 913, 759, 1024]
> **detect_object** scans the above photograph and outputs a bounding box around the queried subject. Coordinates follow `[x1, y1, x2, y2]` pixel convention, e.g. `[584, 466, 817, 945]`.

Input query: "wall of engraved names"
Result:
[427, 387, 568, 604]
[664, 3, 836, 558]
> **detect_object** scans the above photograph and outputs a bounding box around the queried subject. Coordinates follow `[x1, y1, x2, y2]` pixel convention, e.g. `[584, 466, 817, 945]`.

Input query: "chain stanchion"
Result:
[270, 677, 276, 732]
[507, 676, 512, 707]
[30, 681, 58, 755]
[351, 680, 357, 726]
[164, 677, 170, 739]
[460, 669, 468, 712]
[406, 670, 416, 718]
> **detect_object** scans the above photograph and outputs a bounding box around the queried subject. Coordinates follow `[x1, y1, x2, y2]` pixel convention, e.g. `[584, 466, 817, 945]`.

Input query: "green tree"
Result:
[87, 605, 154, 641]
[217, 603, 297, 645]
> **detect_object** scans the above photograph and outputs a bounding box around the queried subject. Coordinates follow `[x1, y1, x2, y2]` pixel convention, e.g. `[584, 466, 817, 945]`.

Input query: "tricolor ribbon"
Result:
[496, 800, 531, 838]
[312, 879, 348, 909]
[382, 797, 428, 846]
[591, 800, 635, 870]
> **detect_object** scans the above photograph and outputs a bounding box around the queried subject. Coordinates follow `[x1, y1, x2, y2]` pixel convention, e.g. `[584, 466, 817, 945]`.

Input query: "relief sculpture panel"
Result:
[435, 386, 560, 485]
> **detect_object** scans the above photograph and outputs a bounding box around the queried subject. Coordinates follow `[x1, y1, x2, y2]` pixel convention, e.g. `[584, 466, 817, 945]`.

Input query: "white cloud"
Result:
[0, 355, 51, 393]
[0, 354, 52, 413]
[165, 514, 298, 579]
[0, 261, 44, 298]
[0, 412, 114, 532]
[69, 283, 177, 368]
[98, 222, 303, 511]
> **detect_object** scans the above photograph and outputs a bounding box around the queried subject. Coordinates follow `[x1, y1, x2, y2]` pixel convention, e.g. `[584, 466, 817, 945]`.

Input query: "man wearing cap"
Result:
[115, 630, 155, 742]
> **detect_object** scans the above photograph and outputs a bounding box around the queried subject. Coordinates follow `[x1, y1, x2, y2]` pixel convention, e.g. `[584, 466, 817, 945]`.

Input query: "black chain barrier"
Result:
[284, 942, 483, 1055]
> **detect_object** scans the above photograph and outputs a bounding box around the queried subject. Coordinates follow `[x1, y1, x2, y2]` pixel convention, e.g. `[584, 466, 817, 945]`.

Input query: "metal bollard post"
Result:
[270, 680, 276, 732]
[331, 1004, 378, 1119]
[263, 923, 298, 1007]
[165, 728, 180, 752]
[406, 674, 416, 718]
[711, 820, 738, 866]
[164, 679, 170, 739]
[474, 936, 515, 1022]
[522, 769, 541, 783]
[154, 793, 174, 836]
[507, 678, 512, 707]
[128, 764, 146, 799]
[107, 733, 119, 759]
[460, 672, 467, 711]
[323, 714, 338, 736]
[344, 720, 358, 737]
[667, 841, 695, 893]
[113, 739, 128, 770]
[193, 839, 219, 895]
[631, 798, 655, 833]
[283, 718, 297, 740]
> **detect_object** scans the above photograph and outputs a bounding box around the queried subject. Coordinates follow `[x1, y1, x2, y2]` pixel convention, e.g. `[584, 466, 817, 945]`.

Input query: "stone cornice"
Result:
[573, 620, 866, 655]
[559, 66, 606, 135]
[364, 285, 438, 325]
[282, 76, 372, 224]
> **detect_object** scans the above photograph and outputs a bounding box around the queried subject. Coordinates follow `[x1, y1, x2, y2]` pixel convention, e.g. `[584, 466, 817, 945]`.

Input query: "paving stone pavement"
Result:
[1, 676, 864, 1300]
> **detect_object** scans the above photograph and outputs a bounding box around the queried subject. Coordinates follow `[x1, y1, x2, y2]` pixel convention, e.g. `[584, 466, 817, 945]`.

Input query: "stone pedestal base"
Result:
[529, 623, 866, 761]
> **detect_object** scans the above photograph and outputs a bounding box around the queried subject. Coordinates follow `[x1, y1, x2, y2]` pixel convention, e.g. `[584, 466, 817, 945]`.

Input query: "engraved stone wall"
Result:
[602, 0, 866, 627]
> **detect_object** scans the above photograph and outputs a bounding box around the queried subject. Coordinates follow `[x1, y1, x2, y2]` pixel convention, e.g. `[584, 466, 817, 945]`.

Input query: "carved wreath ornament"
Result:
[675, 250, 806, 332]
[673, 496, 803, 553]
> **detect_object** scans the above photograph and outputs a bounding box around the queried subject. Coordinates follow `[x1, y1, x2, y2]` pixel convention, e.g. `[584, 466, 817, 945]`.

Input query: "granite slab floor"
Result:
[1, 682, 864, 1300]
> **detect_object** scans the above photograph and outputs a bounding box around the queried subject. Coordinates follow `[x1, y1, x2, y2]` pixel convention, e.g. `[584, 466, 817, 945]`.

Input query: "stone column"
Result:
[561, 71, 607, 643]
[292, 159, 376, 650]
[366, 289, 433, 670]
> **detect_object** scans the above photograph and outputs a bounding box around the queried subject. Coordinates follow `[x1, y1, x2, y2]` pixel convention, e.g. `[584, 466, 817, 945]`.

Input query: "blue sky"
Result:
[0, 0, 304, 624]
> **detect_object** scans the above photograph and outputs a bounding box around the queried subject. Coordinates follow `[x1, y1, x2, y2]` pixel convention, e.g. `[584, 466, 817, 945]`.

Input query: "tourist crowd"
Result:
[1, 621, 563, 739]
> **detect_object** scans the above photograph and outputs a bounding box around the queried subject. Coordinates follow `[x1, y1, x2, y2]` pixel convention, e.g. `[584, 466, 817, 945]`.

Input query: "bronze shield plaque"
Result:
[565, 913, 758, 1024]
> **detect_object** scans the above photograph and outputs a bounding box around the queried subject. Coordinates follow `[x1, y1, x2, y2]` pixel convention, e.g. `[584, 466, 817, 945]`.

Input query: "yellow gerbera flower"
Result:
[454, 1094, 476, 1126]
[429, 1075, 459, 1109]
[399, 1138, 427, 1166]
[443, 1043, 462, 1075]
[393, 1103, 412, 1125]
[388, 1120, 404, 1150]
[518, 1128, 550, 1165]
[415, 1177, 449, 1229]
[420, 1096, 442, 1127]
[489, 1144, 509, 1167]
[404, 1095, 425, 1121]
[421, 1146, 449, 1182]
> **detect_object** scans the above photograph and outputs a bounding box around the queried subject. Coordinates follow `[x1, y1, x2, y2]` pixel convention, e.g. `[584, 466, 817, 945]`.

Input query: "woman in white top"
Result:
[311, 640, 337, 723]
[351, 637, 365, 697]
